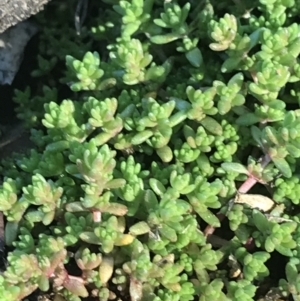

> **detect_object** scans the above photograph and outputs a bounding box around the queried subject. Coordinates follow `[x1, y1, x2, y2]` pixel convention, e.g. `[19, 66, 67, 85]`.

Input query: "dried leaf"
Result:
[228, 255, 242, 279]
[235, 193, 274, 212]
[130, 277, 143, 301]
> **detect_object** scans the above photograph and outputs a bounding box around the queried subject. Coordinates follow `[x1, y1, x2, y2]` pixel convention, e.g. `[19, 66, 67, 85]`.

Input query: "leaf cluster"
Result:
[2, 0, 300, 300]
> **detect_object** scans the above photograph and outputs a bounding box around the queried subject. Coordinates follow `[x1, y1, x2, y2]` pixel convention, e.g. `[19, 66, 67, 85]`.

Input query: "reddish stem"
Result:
[93, 210, 102, 222]
[204, 154, 271, 237]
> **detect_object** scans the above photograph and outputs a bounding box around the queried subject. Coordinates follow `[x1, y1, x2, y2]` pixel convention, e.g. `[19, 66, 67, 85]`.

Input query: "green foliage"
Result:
[2, 0, 300, 300]
[274, 175, 300, 204]
[227, 280, 256, 301]
[252, 210, 297, 256]
[279, 261, 300, 300]
[65, 51, 116, 91]
[234, 247, 270, 281]
[227, 204, 249, 231]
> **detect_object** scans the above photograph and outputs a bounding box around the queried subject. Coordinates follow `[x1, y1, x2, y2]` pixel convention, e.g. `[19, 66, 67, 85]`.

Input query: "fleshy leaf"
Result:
[63, 278, 88, 297]
[272, 157, 291, 178]
[221, 162, 248, 174]
[201, 117, 223, 135]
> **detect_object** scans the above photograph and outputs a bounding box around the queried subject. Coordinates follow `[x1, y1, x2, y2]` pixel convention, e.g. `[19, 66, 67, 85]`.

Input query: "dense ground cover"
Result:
[1, 0, 300, 300]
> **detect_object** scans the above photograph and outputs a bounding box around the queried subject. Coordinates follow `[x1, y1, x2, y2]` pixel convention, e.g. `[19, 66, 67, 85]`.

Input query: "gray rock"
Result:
[0, 0, 50, 33]
[0, 20, 38, 84]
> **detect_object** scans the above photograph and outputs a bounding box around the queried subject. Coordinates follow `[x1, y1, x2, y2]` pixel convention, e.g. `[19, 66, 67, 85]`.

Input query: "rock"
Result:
[0, 0, 50, 33]
[0, 20, 38, 84]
